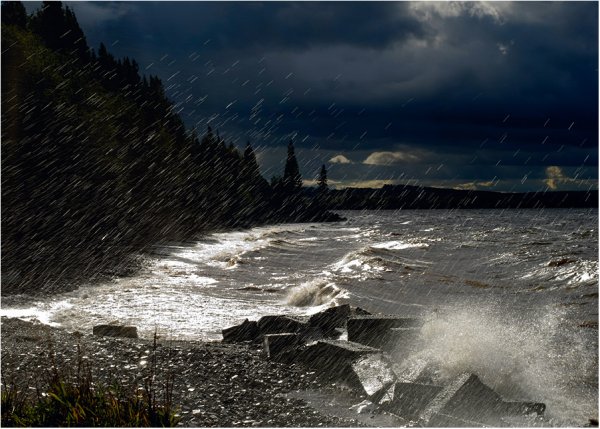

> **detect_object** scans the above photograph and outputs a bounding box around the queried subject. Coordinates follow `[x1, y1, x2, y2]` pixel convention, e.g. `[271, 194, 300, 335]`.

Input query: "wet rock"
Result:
[419, 373, 545, 426]
[382, 382, 442, 420]
[297, 340, 378, 377]
[351, 306, 372, 316]
[503, 401, 546, 416]
[257, 315, 307, 337]
[222, 319, 260, 343]
[296, 340, 398, 399]
[384, 327, 420, 353]
[308, 304, 351, 335]
[263, 333, 300, 361]
[347, 315, 422, 348]
[349, 353, 397, 400]
[92, 324, 138, 338]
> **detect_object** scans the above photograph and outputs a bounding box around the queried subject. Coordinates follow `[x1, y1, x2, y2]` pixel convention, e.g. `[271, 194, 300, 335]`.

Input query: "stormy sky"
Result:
[27, 1, 598, 191]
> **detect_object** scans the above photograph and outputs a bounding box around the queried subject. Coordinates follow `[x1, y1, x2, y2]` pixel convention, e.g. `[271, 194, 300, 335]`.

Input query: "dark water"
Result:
[3, 209, 598, 425]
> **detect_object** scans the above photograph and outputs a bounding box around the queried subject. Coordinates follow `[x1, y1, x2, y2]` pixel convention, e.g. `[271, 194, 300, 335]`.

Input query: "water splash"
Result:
[393, 303, 598, 426]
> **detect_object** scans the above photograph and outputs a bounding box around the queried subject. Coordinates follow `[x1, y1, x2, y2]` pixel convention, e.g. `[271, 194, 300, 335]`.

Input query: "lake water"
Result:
[2, 209, 597, 425]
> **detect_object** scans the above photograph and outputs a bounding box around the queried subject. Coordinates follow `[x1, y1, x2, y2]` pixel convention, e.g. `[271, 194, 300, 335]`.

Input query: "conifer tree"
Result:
[29, 1, 67, 52]
[63, 5, 90, 62]
[1, 1, 27, 28]
[317, 164, 328, 192]
[283, 140, 302, 192]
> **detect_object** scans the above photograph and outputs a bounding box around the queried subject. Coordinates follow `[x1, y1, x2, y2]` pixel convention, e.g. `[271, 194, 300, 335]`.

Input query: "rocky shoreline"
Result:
[3, 303, 597, 427]
[1, 317, 364, 427]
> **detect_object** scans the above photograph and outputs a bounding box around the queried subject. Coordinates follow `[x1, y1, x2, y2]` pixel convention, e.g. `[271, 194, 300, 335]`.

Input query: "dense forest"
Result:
[1, 1, 338, 294]
[2, 2, 596, 295]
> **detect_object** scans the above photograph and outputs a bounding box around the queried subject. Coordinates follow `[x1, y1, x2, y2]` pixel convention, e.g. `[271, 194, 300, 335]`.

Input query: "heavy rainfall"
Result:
[1, 1, 598, 428]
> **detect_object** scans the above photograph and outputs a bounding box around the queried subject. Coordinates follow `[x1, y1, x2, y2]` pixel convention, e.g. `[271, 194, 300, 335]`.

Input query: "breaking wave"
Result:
[330, 244, 430, 275]
[393, 303, 598, 426]
[286, 279, 347, 307]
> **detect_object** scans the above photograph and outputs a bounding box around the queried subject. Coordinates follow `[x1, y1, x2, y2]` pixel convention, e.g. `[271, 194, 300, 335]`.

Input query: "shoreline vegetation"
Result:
[0, 317, 364, 427]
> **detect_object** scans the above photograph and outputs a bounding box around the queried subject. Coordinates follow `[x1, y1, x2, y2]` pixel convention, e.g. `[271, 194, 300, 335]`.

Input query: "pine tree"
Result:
[1, 1, 27, 29]
[283, 140, 302, 192]
[29, 1, 67, 52]
[63, 5, 90, 62]
[317, 164, 328, 192]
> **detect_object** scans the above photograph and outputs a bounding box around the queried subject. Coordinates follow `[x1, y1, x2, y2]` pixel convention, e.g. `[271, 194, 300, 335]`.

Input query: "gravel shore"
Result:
[1, 317, 365, 427]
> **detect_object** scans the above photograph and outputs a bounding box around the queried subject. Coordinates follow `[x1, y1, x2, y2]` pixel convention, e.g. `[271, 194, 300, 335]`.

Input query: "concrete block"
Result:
[383, 382, 443, 420]
[93, 324, 138, 339]
[297, 340, 379, 378]
[263, 333, 300, 360]
[350, 353, 397, 400]
[308, 304, 351, 335]
[419, 372, 545, 426]
[347, 315, 422, 348]
[222, 319, 259, 342]
[257, 315, 307, 336]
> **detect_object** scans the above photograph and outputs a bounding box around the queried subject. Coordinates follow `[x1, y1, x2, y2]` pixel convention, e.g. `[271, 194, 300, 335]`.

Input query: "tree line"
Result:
[1, 1, 338, 294]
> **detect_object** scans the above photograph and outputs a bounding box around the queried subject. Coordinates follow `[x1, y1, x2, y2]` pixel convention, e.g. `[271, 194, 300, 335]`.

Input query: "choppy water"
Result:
[2, 209, 598, 425]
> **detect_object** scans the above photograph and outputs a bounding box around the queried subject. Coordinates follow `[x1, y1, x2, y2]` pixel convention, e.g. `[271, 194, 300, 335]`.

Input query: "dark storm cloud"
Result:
[25, 1, 598, 190]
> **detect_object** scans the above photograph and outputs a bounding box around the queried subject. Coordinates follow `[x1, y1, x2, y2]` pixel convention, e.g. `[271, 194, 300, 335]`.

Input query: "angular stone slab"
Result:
[93, 324, 138, 339]
[503, 401, 546, 416]
[383, 382, 443, 420]
[297, 340, 379, 376]
[347, 315, 422, 348]
[420, 373, 545, 426]
[350, 353, 397, 400]
[257, 315, 307, 336]
[384, 327, 420, 353]
[222, 319, 259, 342]
[308, 304, 351, 335]
[263, 333, 300, 360]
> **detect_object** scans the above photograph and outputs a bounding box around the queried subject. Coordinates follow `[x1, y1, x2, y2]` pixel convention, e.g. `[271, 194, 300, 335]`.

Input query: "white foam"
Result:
[286, 279, 347, 307]
[394, 303, 597, 426]
[371, 240, 429, 250]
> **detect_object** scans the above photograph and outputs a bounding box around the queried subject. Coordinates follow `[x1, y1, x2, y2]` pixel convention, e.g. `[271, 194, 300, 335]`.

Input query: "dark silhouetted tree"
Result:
[283, 140, 302, 192]
[317, 164, 328, 192]
[63, 5, 89, 62]
[1, 1, 26, 28]
[29, 1, 66, 51]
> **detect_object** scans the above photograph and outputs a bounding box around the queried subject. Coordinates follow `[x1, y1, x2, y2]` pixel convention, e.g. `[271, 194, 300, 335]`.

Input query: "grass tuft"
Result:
[1, 332, 179, 427]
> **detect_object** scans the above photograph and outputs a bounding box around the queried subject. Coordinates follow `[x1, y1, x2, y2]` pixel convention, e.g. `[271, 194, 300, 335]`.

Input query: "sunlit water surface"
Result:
[2, 209, 598, 425]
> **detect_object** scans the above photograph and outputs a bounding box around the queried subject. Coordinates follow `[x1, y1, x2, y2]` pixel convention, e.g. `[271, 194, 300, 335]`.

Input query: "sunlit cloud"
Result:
[329, 154, 353, 164]
[545, 165, 577, 190]
[453, 180, 497, 191]
[363, 151, 419, 165]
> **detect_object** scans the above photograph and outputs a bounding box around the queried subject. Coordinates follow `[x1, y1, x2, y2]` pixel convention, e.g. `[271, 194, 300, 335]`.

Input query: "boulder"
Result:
[419, 373, 545, 426]
[257, 315, 307, 336]
[351, 306, 372, 316]
[308, 304, 351, 335]
[222, 319, 259, 343]
[93, 324, 138, 339]
[297, 340, 395, 399]
[384, 327, 420, 353]
[347, 315, 422, 348]
[350, 353, 397, 400]
[382, 382, 443, 420]
[263, 333, 300, 360]
[297, 339, 379, 376]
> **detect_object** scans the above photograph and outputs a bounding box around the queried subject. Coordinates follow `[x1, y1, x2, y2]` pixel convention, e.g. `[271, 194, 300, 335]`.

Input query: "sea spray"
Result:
[392, 302, 597, 426]
[286, 279, 346, 307]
